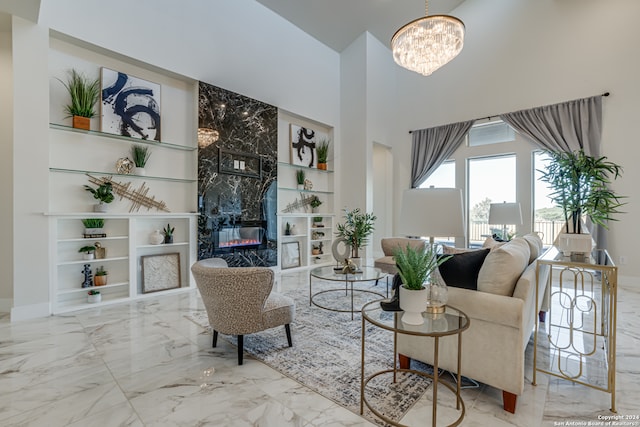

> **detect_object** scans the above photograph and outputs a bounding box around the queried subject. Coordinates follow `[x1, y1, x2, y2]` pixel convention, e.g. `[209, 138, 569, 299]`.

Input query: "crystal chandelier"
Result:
[391, 0, 465, 76]
[197, 127, 219, 148]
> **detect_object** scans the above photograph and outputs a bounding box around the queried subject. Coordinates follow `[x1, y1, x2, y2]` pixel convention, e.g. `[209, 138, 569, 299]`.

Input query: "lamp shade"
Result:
[398, 188, 465, 238]
[488, 202, 523, 225]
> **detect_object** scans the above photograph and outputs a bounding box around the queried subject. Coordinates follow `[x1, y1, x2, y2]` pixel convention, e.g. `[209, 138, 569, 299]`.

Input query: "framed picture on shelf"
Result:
[100, 67, 161, 141]
[281, 242, 301, 269]
[289, 124, 329, 169]
[141, 253, 181, 293]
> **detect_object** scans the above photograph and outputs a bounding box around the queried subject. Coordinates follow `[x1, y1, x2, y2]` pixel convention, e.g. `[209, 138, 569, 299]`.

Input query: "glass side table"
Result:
[534, 246, 618, 412]
[309, 266, 385, 320]
[361, 302, 470, 426]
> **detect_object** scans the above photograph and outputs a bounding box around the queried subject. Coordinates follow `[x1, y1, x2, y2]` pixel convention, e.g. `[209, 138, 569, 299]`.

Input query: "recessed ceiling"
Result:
[256, 0, 466, 52]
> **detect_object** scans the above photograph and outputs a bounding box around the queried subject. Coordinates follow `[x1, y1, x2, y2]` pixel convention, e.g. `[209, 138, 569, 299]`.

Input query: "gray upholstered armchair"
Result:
[191, 261, 295, 365]
[374, 237, 427, 274]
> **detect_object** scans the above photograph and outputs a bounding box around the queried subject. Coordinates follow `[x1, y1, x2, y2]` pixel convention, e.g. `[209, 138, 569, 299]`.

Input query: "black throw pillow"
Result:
[438, 248, 490, 291]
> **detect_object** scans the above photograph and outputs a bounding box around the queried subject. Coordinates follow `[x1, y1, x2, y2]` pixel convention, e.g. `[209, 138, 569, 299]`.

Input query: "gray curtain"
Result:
[411, 120, 475, 188]
[500, 96, 602, 156]
[499, 95, 606, 248]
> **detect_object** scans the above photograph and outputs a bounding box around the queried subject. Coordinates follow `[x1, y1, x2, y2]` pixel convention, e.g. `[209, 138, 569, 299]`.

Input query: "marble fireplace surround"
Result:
[197, 82, 278, 267]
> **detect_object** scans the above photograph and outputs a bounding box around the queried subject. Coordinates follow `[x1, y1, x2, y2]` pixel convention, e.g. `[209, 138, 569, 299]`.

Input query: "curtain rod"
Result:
[408, 92, 610, 134]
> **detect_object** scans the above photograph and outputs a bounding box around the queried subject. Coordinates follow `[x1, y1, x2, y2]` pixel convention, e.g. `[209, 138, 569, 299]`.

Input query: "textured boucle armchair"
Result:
[191, 260, 295, 365]
[374, 237, 427, 274]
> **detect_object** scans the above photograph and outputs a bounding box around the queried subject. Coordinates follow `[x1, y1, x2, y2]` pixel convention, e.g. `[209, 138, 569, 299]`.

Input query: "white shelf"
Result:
[58, 236, 128, 243]
[58, 281, 129, 295]
[57, 256, 129, 266]
[137, 242, 189, 249]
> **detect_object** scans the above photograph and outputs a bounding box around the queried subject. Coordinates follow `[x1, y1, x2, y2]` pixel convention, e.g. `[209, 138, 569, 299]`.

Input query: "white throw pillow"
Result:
[523, 233, 544, 264]
[477, 238, 530, 296]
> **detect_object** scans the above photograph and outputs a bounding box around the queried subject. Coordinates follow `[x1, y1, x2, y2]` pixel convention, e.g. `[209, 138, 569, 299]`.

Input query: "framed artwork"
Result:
[290, 124, 328, 168]
[141, 253, 181, 293]
[281, 242, 301, 269]
[101, 67, 161, 141]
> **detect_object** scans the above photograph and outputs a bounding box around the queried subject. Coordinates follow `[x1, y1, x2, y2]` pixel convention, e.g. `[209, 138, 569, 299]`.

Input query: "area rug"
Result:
[186, 279, 432, 425]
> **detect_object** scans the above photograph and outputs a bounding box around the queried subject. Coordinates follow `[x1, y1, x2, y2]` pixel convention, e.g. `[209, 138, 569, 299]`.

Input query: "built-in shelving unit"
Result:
[280, 213, 335, 271]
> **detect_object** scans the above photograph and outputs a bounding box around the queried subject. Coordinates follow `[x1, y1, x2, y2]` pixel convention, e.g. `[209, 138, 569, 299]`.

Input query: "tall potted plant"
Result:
[335, 208, 376, 268]
[131, 145, 152, 176]
[58, 69, 100, 130]
[539, 149, 624, 255]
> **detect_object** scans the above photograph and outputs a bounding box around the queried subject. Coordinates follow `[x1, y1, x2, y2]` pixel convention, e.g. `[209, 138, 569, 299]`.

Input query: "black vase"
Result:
[164, 235, 173, 244]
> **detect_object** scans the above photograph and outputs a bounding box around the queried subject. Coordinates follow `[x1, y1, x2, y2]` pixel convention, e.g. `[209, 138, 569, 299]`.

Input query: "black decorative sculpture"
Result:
[81, 264, 93, 288]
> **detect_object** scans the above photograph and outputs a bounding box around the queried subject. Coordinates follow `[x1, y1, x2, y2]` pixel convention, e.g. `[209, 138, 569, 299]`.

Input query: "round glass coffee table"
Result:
[309, 266, 385, 320]
[360, 302, 470, 426]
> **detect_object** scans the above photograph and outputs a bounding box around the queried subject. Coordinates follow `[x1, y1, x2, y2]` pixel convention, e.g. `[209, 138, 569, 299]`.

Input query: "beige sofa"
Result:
[397, 234, 549, 413]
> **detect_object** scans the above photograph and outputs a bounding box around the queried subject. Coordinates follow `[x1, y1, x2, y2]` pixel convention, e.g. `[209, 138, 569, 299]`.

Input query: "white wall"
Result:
[392, 0, 640, 278]
[0, 22, 13, 310]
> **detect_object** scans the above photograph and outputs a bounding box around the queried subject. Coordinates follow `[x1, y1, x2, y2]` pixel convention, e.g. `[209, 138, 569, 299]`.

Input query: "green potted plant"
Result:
[163, 223, 175, 244]
[313, 216, 324, 227]
[94, 266, 108, 286]
[87, 289, 101, 304]
[335, 208, 376, 268]
[84, 182, 114, 212]
[296, 169, 305, 190]
[58, 69, 100, 130]
[309, 195, 322, 213]
[393, 244, 451, 324]
[81, 218, 105, 235]
[131, 144, 152, 176]
[316, 139, 330, 170]
[538, 149, 624, 255]
[78, 245, 96, 260]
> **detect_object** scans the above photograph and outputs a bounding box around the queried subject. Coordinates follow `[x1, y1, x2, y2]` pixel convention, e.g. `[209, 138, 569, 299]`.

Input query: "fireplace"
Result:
[214, 223, 265, 252]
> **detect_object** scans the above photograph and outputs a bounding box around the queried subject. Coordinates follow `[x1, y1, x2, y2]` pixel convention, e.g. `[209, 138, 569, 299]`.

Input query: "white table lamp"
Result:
[488, 202, 522, 241]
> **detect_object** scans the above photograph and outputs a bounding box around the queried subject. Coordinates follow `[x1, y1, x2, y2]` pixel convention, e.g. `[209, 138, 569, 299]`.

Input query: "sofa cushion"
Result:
[442, 245, 476, 254]
[477, 238, 530, 296]
[523, 233, 544, 264]
[438, 248, 490, 290]
[482, 236, 506, 251]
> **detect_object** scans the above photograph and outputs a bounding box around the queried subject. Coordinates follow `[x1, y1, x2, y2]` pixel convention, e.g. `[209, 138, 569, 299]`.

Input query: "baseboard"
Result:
[11, 302, 51, 322]
[0, 298, 12, 313]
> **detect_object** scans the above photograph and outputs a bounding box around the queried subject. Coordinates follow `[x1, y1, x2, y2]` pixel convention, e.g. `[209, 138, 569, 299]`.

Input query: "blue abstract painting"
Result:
[100, 67, 161, 141]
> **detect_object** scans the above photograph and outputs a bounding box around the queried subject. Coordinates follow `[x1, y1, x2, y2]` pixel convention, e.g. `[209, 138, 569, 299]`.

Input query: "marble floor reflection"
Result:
[0, 273, 638, 426]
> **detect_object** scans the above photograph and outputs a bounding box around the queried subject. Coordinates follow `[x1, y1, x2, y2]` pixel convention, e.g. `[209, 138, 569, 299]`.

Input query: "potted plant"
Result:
[87, 289, 101, 303]
[131, 144, 152, 175]
[316, 139, 330, 170]
[313, 216, 324, 227]
[78, 245, 96, 260]
[296, 169, 305, 190]
[309, 195, 322, 213]
[163, 223, 175, 244]
[393, 244, 451, 324]
[81, 218, 105, 235]
[58, 69, 100, 130]
[538, 149, 624, 255]
[335, 208, 376, 268]
[84, 182, 115, 212]
[94, 266, 108, 286]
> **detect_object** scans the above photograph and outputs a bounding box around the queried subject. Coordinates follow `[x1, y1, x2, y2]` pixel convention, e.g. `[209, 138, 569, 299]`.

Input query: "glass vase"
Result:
[425, 274, 448, 314]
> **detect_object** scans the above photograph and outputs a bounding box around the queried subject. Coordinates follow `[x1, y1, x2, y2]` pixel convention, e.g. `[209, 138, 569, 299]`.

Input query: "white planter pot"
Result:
[399, 286, 428, 325]
[94, 203, 108, 213]
[87, 293, 101, 303]
[556, 233, 594, 256]
[84, 228, 104, 235]
[83, 253, 94, 260]
[134, 167, 146, 176]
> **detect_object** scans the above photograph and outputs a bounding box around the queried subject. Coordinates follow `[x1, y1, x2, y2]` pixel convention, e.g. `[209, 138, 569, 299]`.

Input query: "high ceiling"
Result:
[255, 0, 467, 52]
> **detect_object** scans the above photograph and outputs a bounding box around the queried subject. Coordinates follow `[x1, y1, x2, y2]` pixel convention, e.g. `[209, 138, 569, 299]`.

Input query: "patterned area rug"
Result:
[186, 279, 432, 425]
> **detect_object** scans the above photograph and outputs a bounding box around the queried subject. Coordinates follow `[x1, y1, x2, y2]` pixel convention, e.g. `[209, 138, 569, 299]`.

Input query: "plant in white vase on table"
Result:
[538, 149, 625, 257]
[335, 208, 376, 270]
[392, 244, 451, 325]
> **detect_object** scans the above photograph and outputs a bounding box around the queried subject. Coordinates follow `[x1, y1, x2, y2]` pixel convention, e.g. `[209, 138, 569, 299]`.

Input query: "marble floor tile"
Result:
[0, 272, 637, 426]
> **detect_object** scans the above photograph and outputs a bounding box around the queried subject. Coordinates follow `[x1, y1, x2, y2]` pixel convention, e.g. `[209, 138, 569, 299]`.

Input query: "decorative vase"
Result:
[297, 184, 304, 190]
[83, 253, 94, 260]
[72, 115, 90, 130]
[94, 203, 108, 213]
[149, 230, 164, 245]
[351, 257, 362, 270]
[94, 275, 107, 286]
[87, 293, 101, 303]
[399, 286, 428, 325]
[164, 234, 173, 244]
[317, 162, 327, 170]
[134, 167, 146, 176]
[425, 275, 448, 314]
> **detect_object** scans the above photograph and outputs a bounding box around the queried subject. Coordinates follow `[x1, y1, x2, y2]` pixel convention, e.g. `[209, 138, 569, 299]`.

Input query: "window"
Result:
[534, 151, 562, 244]
[418, 160, 455, 188]
[468, 120, 515, 147]
[468, 155, 516, 245]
